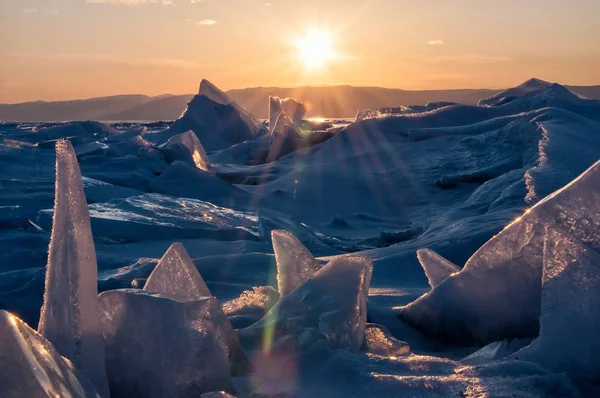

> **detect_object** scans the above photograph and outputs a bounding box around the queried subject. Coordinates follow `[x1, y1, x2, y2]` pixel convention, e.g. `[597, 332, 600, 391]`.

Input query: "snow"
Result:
[416, 248, 460, 288]
[37, 139, 109, 397]
[479, 78, 553, 106]
[399, 159, 600, 346]
[98, 289, 236, 397]
[513, 227, 600, 384]
[159, 130, 214, 174]
[143, 242, 212, 300]
[362, 323, 410, 357]
[271, 230, 321, 296]
[0, 310, 100, 397]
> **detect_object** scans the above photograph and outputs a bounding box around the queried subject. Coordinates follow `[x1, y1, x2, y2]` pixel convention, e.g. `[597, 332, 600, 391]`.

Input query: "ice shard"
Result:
[244, 256, 373, 352]
[400, 159, 600, 345]
[271, 230, 321, 297]
[266, 112, 305, 162]
[268, 96, 306, 132]
[461, 340, 508, 365]
[144, 242, 212, 301]
[99, 290, 235, 397]
[0, 310, 101, 398]
[513, 227, 600, 382]
[160, 130, 214, 174]
[362, 324, 410, 357]
[416, 248, 460, 288]
[37, 139, 109, 397]
[143, 242, 251, 377]
[199, 79, 265, 136]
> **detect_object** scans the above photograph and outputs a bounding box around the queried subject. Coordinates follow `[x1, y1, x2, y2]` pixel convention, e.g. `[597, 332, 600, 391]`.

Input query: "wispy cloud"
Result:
[428, 40, 445, 45]
[86, 0, 174, 5]
[429, 54, 512, 64]
[197, 19, 217, 25]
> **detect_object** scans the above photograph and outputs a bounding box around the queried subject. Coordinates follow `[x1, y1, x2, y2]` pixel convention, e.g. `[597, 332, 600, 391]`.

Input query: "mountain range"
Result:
[2, 84, 599, 121]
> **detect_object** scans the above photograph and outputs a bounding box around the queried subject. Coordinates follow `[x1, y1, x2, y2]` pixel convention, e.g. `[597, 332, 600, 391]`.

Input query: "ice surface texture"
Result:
[0, 310, 100, 398]
[416, 248, 460, 288]
[37, 139, 109, 397]
[144, 242, 212, 301]
[514, 227, 600, 383]
[99, 290, 235, 397]
[272, 230, 320, 296]
[362, 324, 410, 357]
[160, 130, 214, 174]
[266, 112, 305, 162]
[400, 159, 600, 345]
[268, 96, 307, 132]
[245, 255, 373, 352]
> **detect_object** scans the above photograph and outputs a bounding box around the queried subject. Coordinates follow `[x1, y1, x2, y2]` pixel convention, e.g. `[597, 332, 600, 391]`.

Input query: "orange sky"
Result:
[1, 0, 600, 103]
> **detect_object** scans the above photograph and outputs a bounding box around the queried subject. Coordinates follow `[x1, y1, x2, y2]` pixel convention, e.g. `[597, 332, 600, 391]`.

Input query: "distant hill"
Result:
[1, 84, 599, 121]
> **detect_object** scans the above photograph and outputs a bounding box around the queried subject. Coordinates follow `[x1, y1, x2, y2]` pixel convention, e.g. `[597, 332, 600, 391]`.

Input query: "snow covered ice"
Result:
[0, 310, 101, 397]
[98, 290, 235, 397]
[37, 139, 109, 397]
[2, 78, 600, 397]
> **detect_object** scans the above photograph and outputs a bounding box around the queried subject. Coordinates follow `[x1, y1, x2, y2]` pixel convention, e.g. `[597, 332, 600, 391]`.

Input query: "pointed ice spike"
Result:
[514, 227, 600, 381]
[416, 248, 460, 288]
[37, 139, 109, 397]
[199, 79, 265, 135]
[144, 242, 212, 300]
[269, 96, 283, 133]
[161, 130, 214, 174]
[0, 311, 101, 397]
[271, 230, 320, 297]
[266, 112, 304, 162]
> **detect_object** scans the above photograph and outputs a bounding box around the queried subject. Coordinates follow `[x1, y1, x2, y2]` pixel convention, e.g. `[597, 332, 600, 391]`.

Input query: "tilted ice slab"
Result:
[268, 96, 307, 132]
[0, 310, 100, 398]
[272, 230, 321, 297]
[143, 242, 251, 376]
[362, 323, 410, 357]
[243, 255, 373, 352]
[400, 159, 600, 345]
[461, 340, 508, 365]
[159, 130, 214, 174]
[266, 112, 305, 162]
[37, 139, 109, 397]
[99, 290, 235, 397]
[513, 227, 600, 383]
[144, 242, 212, 301]
[199, 79, 265, 136]
[416, 248, 460, 288]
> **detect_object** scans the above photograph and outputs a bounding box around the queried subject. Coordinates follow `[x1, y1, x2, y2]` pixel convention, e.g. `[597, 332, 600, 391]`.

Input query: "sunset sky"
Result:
[1, 0, 599, 103]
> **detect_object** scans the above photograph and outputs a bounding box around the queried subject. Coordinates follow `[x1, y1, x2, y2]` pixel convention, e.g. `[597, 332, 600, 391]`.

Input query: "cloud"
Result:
[265, 2, 272, 6]
[197, 19, 217, 25]
[86, 0, 174, 5]
[428, 40, 445, 45]
[190, 0, 205, 3]
[429, 54, 512, 64]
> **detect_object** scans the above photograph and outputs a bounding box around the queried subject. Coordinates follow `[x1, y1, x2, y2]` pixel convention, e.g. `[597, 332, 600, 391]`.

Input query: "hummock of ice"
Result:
[416, 248, 460, 288]
[144, 242, 212, 301]
[268, 96, 307, 132]
[0, 310, 100, 398]
[266, 112, 305, 162]
[362, 323, 410, 357]
[243, 255, 373, 352]
[400, 159, 600, 345]
[199, 79, 265, 136]
[159, 130, 214, 174]
[143, 242, 252, 377]
[479, 78, 552, 106]
[99, 289, 236, 397]
[513, 227, 600, 382]
[271, 230, 321, 297]
[37, 139, 109, 397]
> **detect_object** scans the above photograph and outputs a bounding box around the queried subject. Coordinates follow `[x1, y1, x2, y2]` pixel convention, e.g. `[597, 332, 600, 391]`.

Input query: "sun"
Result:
[294, 29, 337, 70]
